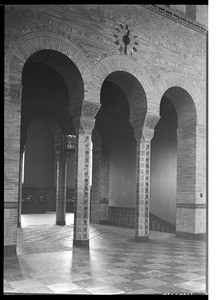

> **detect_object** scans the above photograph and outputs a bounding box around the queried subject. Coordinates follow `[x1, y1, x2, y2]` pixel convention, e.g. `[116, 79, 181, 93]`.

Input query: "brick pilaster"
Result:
[4, 82, 22, 254]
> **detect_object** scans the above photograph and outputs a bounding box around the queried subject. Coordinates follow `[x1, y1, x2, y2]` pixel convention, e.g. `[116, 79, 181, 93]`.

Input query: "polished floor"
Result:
[4, 213, 207, 295]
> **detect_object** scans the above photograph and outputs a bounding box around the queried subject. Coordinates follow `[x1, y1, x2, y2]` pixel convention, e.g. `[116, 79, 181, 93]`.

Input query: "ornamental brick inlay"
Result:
[4, 202, 18, 209]
[135, 139, 151, 238]
[82, 135, 91, 239]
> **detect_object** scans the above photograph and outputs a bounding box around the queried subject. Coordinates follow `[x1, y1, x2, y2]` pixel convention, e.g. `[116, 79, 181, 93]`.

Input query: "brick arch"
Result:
[152, 74, 206, 235]
[153, 74, 205, 123]
[5, 31, 94, 106]
[92, 55, 155, 113]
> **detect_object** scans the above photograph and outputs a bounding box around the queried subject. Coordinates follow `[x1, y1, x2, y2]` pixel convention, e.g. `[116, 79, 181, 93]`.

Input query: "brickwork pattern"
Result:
[4, 83, 22, 247]
[135, 140, 151, 237]
[73, 133, 92, 241]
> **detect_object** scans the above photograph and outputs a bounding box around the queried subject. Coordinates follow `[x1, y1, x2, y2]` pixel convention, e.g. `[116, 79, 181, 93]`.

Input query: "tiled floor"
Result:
[4, 213, 207, 295]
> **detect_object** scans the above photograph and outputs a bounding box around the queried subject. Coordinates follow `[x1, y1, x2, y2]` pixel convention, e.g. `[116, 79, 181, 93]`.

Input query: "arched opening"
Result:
[151, 97, 177, 233]
[19, 49, 83, 229]
[151, 86, 197, 234]
[91, 71, 147, 227]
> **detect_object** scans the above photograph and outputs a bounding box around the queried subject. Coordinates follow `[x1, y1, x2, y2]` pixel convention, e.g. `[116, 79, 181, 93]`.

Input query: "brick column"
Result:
[131, 114, 160, 242]
[55, 146, 68, 226]
[71, 101, 100, 248]
[4, 82, 22, 256]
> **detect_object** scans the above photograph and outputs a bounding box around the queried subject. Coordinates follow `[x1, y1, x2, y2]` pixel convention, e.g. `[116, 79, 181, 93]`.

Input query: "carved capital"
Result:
[70, 102, 101, 119]
[81, 118, 95, 132]
[133, 114, 160, 141]
[134, 127, 155, 142]
[73, 117, 95, 134]
[144, 114, 160, 129]
[143, 128, 155, 141]
[82, 101, 101, 118]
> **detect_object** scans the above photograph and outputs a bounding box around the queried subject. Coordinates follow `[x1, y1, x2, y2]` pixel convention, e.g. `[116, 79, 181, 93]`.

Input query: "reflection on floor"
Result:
[4, 213, 207, 295]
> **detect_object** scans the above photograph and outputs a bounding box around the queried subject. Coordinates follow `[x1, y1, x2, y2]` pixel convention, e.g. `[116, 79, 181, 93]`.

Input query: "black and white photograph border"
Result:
[4, 2, 212, 297]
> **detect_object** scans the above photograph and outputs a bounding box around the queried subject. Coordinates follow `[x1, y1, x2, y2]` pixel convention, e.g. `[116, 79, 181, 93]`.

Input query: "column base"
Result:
[73, 239, 89, 248]
[176, 231, 206, 240]
[135, 236, 149, 242]
[56, 220, 66, 226]
[4, 245, 17, 256]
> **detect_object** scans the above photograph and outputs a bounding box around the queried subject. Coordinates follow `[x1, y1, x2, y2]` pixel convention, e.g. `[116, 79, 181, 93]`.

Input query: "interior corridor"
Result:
[4, 213, 207, 295]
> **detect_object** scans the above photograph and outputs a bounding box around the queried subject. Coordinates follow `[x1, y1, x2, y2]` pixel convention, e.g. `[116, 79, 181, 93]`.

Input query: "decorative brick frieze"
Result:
[143, 5, 207, 34]
[5, 172, 19, 179]
[4, 202, 18, 209]
[4, 140, 20, 150]
[176, 203, 206, 209]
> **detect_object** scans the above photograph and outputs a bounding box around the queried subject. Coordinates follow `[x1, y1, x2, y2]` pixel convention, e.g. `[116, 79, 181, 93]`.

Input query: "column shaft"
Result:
[73, 133, 91, 247]
[56, 151, 67, 226]
[135, 139, 151, 242]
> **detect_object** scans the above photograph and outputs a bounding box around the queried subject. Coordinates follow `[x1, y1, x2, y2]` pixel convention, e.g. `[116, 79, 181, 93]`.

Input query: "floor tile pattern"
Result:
[4, 213, 207, 295]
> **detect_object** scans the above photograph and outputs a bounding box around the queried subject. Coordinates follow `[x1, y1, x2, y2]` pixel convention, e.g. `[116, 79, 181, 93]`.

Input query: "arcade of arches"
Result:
[4, 5, 207, 257]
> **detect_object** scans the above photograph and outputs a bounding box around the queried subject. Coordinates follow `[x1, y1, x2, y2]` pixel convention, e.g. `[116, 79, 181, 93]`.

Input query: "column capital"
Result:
[144, 113, 160, 129]
[134, 127, 155, 142]
[70, 101, 100, 135]
[81, 101, 101, 119]
[132, 114, 160, 142]
[70, 101, 101, 119]
[73, 116, 96, 135]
